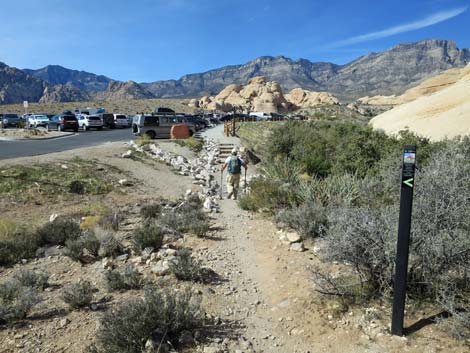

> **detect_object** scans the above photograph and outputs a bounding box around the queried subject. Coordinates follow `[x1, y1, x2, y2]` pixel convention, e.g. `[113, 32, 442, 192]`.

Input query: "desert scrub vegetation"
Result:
[105, 266, 144, 292]
[13, 269, 49, 290]
[174, 137, 204, 152]
[169, 249, 204, 282]
[62, 280, 96, 310]
[132, 223, 165, 253]
[159, 194, 210, 237]
[0, 158, 117, 204]
[0, 278, 41, 324]
[0, 220, 40, 266]
[92, 286, 202, 353]
[241, 120, 469, 337]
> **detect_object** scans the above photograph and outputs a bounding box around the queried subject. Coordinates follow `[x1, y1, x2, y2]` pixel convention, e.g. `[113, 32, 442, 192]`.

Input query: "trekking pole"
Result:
[220, 170, 223, 199]
[244, 168, 247, 193]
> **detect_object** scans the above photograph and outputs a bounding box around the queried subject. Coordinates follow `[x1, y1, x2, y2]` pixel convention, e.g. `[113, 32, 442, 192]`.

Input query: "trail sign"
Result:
[391, 145, 416, 336]
[23, 101, 29, 109]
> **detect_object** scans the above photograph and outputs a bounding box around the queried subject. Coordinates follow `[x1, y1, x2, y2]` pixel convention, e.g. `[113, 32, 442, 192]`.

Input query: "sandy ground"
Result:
[370, 65, 470, 141]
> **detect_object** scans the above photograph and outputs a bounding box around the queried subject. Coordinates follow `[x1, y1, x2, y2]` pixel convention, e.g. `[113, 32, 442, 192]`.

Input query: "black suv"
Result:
[46, 114, 79, 132]
[2, 113, 21, 127]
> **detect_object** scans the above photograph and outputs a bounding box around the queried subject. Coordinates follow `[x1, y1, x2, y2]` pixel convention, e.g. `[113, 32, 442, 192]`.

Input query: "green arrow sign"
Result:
[403, 178, 414, 188]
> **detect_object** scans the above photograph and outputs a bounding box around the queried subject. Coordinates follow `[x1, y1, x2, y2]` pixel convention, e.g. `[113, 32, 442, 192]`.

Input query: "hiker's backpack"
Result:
[228, 156, 242, 174]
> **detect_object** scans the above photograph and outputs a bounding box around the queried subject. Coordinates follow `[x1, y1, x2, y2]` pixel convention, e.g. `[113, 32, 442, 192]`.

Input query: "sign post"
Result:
[391, 145, 416, 336]
[23, 101, 29, 116]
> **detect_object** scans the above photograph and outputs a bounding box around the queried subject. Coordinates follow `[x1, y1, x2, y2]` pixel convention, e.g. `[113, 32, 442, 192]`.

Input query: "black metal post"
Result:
[391, 145, 417, 336]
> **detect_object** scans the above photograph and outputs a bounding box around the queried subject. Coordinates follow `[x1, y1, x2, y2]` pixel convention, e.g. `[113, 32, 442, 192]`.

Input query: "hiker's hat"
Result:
[231, 147, 238, 155]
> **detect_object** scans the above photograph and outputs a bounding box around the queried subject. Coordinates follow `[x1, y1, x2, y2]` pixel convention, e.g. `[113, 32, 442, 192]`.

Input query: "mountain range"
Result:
[1, 39, 469, 105]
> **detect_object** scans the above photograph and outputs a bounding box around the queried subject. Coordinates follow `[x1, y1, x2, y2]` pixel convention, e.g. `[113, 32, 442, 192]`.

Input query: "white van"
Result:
[249, 112, 272, 120]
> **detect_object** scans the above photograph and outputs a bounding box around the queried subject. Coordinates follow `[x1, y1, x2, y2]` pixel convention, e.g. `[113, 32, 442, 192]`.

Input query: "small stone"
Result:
[59, 318, 70, 328]
[122, 150, 133, 158]
[286, 232, 301, 243]
[102, 258, 114, 269]
[290, 242, 305, 252]
[118, 179, 132, 186]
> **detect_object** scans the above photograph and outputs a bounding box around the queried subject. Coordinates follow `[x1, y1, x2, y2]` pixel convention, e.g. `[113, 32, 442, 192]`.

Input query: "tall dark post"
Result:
[391, 145, 417, 336]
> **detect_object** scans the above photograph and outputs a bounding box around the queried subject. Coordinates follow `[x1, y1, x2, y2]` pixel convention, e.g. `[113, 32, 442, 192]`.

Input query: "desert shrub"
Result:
[105, 266, 143, 292]
[140, 203, 162, 220]
[82, 232, 101, 257]
[0, 225, 40, 266]
[318, 138, 470, 314]
[0, 279, 41, 324]
[96, 229, 124, 258]
[238, 177, 294, 212]
[13, 269, 49, 290]
[275, 201, 327, 238]
[159, 196, 210, 237]
[267, 121, 435, 178]
[36, 218, 81, 246]
[64, 231, 100, 263]
[297, 174, 361, 207]
[169, 249, 203, 282]
[174, 137, 204, 152]
[94, 287, 202, 353]
[62, 280, 95, 310]
[132, 223, 164, 253]
[80, 216, 101, 231]
[98, 210, 121, 231]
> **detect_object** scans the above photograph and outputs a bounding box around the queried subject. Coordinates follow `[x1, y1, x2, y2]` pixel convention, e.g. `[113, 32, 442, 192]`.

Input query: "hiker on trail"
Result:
[221, 148, 247, 200]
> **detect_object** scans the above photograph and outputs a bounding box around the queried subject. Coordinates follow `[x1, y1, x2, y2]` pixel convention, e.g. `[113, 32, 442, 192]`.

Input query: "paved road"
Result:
[0, 128, 134, 160]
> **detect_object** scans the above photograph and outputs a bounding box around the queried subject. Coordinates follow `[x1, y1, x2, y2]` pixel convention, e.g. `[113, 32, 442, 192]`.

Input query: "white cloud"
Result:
[333, 7, 467, 47]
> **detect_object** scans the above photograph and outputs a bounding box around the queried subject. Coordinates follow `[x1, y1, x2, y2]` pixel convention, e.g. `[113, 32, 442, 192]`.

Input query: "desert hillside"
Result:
[369, 65, 470, 140]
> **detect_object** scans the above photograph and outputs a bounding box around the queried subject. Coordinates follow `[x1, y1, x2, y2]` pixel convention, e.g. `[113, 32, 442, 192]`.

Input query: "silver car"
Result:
[132, 114, 195, 139]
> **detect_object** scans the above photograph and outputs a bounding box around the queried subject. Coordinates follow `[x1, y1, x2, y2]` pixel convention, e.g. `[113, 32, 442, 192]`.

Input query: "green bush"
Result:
[13, 269, 49, 290]
[267, 121, 435, 178]
[132, 223, 164, 253]
[0, 227, 40, 266]
[0, 279, 41, 324]
[238, 177, 294, 212]
[159, 195, 210, 237]
[169, 249, 203, 282]
[318, 139, 470, 336]
[96, 230, 124, 258]
[62, 280, 95, 310]
[36, 218, 82, 246]
[275, 201, 327, 238]
[82, 232, 101, 257]
[94, 287, 202, 353]
[105, 266, 143, 292]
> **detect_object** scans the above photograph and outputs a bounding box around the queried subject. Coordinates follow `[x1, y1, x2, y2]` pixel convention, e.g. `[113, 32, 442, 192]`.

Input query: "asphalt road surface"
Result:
[0, 128, 134, 160]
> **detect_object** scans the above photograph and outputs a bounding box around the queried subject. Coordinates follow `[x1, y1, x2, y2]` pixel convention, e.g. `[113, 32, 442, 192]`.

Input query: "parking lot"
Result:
[0, 127, 133, 160]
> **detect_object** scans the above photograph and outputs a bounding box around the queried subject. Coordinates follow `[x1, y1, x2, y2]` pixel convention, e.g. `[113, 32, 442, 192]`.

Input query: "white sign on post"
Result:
[23, 101, 29, 109]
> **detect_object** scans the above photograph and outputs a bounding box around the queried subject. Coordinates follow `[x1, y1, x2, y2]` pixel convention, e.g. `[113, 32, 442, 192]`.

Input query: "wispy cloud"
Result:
[333, 7, 467, 47]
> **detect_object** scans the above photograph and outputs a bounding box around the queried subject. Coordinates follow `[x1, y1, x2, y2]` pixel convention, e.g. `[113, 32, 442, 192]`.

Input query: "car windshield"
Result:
[63, 115, 77, 121]
[5, 114, 18, 118]
[89, 116, 101, 121]
[116, 115, 126, 120]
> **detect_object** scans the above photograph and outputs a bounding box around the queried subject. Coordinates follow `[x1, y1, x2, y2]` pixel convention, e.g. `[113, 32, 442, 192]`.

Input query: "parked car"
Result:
[76, 114, 103, 131]
[28, 114, 50, 128]
[132, 114, 193, 139]
[46, 114, 79, 132]
[2, 113, 21, 127]
[113, 114, 130, 128]
[249, 112, 272, 120]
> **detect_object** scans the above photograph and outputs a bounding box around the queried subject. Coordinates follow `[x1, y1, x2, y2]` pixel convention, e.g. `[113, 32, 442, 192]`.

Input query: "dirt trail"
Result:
[198, 125, 465, 353]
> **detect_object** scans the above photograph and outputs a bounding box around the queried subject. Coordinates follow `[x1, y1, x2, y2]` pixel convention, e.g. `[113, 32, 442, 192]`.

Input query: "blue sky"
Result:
[1, 0, 469, 82]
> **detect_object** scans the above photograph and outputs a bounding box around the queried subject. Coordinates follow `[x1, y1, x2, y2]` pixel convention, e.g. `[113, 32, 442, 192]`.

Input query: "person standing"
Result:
[221, 148, 247, 200]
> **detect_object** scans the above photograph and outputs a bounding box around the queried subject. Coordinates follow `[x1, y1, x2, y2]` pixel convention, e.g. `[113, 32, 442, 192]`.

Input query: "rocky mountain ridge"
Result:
[143, 39, 470, 101]
[1, 39, 469, 105]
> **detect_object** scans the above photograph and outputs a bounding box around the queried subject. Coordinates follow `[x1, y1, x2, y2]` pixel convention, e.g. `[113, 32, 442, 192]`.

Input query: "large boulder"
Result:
[285, 88, 339, 108]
